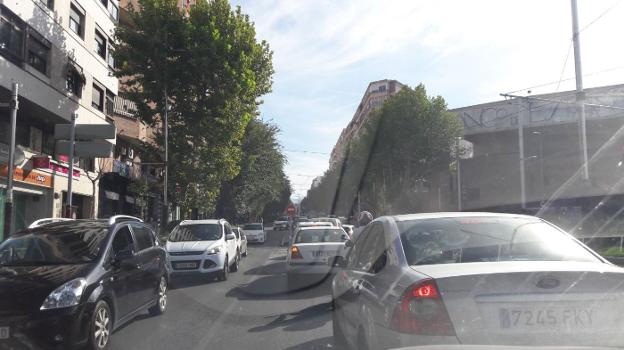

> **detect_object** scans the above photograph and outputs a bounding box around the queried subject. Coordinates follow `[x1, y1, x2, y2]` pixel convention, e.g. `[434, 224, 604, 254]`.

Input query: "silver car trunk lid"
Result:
[412, 261, 624, 347]
[295, 242, 346, 262]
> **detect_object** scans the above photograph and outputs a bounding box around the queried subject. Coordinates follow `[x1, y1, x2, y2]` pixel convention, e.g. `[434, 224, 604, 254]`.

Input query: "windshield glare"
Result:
[169, 224, 222, 242]
[0, 223, 108, 265]
[398, 217, 600, 266]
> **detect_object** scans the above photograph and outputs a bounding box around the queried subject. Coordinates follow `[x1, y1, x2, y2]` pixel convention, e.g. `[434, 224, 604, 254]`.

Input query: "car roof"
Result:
[391, 212, 537, 222]
[297, 226, 342, 231]
[179, 219, 224, 225]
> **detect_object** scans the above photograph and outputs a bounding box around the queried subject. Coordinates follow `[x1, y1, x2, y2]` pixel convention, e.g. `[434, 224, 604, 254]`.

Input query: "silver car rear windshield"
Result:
[397, 217, 600, 266]
[169, 224, 222, 242]
[295, 229, 345, 243]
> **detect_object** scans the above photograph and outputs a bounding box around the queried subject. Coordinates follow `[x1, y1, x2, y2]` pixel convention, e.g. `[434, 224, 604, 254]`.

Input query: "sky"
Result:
[230, 0, 624, 202]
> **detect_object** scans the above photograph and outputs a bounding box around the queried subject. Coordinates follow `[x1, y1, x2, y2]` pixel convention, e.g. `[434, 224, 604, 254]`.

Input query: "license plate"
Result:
[499, 308, 594, 329]
[0, 326, 9, 339]
[175, 262, 197, 269]
[312, 251, 332, 257]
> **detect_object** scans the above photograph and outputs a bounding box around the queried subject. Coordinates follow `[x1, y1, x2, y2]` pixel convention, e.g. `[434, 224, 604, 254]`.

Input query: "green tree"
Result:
[114, 0, 273, 215]
[303, 84, 462, 216]
[215, 119, 289, 223]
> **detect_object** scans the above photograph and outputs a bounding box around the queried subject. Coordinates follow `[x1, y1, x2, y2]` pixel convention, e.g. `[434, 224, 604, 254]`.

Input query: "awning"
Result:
[104, 190, 119, 200]
[125, 195, 135, 204]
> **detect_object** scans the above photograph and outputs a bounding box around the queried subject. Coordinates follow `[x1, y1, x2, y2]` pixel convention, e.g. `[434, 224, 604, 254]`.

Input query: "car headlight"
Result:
[40, 278, 87, 310]
[206, 246, 222, 255]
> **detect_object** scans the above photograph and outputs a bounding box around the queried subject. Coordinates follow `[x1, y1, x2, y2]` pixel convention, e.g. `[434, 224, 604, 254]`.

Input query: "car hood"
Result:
[166, 240, 221, 252]
[0, 263, 93, 316]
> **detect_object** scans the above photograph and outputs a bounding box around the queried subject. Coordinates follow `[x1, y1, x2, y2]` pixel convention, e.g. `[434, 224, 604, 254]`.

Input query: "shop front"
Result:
[0, 164, 53, 238]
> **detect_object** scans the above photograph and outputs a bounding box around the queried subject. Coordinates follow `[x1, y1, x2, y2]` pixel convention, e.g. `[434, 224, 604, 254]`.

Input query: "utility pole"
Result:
[163, 87, 169, 224]
[3, 83, 18, 236]
[571, 0, 589, 180]
[518, 98, 527, 209]
[65, 113, 77, 218]
[456, 137, 462, 211]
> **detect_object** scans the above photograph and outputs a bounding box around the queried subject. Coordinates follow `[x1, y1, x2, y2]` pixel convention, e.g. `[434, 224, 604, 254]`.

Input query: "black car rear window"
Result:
[243, 224, 262, 230]
[0, 222, 109, 265]
[397, 217, 600, 266]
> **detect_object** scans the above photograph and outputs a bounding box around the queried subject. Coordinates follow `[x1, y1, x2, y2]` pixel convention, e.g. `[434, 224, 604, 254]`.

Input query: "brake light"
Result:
[390, 279, 455, 336]
[290, 246, 303, 259]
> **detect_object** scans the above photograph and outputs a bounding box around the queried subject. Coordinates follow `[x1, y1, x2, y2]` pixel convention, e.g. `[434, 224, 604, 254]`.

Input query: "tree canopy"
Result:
[114, 0, 274, 215]
[301, 84, 462, 217]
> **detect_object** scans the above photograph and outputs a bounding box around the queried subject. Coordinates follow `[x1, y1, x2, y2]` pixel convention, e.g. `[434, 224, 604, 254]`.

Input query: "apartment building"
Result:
[329, 79, 405, 168]
[0, 0, 119, 235]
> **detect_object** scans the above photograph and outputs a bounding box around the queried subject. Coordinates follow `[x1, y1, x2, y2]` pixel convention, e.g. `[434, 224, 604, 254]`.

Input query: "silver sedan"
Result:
[331, 212, 624, 349]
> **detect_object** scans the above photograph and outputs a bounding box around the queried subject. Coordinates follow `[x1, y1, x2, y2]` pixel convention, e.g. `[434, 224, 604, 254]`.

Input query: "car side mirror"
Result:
[344, 239, 354, 248]
[226, 233, 236, 240]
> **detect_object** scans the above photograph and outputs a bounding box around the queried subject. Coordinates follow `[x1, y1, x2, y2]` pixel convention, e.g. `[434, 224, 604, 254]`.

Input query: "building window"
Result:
[39, 0, 53, 10]
[0, 5, 25, 62]
[66, 61, 85, 97]
[29, 126, 43, 152]
[378, 85, 386, 92]
[26, 34, 50, 74]
[92, 84, 104, 111]
[94, 29, 106, 59]
[69, 4, 84, 38]
[107, 1, 118, 20]
[105, 90, 115, 116]
[107, 45, 115, 68]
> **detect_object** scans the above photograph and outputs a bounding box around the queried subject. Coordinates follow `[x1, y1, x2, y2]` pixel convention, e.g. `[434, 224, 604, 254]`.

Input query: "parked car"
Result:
[341, 224, 354, 237]
[331, 212, 624, 349]
[233, 226, 248, 257]
[165, 219, 239, 281]
[286, 226, 350, 289]
[0, 217, 168, 350]
[242, 223, 265, 244]
[273, 216, 290, 231]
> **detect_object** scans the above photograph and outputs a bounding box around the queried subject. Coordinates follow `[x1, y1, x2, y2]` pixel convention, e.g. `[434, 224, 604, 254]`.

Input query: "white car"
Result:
[242, 223, 265, 244]
[233, 226, 248, 256]
[312, 217, 342, 227]
[332, 212, 624, 349]
[341, 224, 354, 237]
[286, 226, 349, 288]
[165, 219, 240, 281]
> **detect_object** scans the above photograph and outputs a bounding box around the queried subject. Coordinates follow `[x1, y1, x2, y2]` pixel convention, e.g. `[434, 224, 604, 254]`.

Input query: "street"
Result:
[109, 229, 339, 350]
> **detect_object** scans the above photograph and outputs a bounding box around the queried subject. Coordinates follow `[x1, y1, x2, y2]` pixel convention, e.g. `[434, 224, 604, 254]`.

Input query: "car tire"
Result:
[148, 276, 168, 316]
[218, 256, 229, 281]
[242, 249, 247, 257]
[88, 300, 112, 350]
[332, 303, 347, 349]
[230, 251, 239, 272]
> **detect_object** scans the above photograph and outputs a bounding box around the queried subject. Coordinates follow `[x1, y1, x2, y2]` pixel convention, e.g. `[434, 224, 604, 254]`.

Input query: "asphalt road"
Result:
[109, 229, 341, 350]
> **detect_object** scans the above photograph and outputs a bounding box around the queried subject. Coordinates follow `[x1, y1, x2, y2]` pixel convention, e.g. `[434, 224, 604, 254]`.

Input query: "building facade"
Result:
[0, 0, 119, 237]
[329, 79, 405, 168]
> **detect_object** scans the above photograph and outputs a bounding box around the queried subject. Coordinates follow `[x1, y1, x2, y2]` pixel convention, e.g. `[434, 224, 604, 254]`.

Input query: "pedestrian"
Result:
[352, 211, 373, 241]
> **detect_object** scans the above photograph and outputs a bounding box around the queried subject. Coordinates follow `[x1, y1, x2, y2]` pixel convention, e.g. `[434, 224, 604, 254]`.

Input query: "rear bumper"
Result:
[375, 325, 460, 349]
[1, 304, 93, 349]
[246, 234, 265, 243]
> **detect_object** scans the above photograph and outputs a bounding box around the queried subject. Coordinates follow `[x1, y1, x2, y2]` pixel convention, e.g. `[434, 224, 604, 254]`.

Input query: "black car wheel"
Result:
[148, 276, 167, 316]
[219, 256, 229, 281]
[230, 251, 239, 272]
[89, 300, 112, 350]
[242, 248, 248, 257]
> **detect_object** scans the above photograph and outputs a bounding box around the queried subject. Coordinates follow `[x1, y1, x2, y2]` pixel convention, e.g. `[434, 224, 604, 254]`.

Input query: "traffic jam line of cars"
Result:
[0, 215, 264, 349]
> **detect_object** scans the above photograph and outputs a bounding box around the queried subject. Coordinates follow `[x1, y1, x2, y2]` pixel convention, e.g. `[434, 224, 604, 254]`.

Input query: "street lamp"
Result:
[532, 131, 545, 201]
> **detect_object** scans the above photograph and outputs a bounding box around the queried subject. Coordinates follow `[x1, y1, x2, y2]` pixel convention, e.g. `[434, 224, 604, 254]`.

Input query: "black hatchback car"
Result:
[0, 217, 168, 349]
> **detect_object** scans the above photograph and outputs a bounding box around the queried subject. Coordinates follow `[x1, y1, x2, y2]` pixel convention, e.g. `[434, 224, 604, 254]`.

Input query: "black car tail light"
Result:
[390, 279, 455, 336]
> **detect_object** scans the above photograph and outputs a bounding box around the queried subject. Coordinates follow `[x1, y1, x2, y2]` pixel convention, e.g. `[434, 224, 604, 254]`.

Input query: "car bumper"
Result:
[168, 253, 226, 275]
[246, 235, 265, 243]
[1, 304, 93, 349]
[375, 324, 459, 349]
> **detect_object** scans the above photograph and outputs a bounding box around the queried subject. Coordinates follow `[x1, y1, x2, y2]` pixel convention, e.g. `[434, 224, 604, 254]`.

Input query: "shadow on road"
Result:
[248, 302, 332, 333]
[170, 274, 219, 289]
[282, 336, 343, 350]
[244, 261, 286, 276]
[226, 273, 333, 301]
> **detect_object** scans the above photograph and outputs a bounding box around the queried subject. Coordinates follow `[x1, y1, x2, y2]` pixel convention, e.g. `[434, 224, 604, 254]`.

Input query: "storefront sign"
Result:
[32, 156, 80, 179]
[0, 165, 52, 188]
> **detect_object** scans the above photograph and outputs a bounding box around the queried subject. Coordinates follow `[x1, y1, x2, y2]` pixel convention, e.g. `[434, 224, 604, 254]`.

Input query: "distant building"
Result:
[329, 79, 405, 168]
